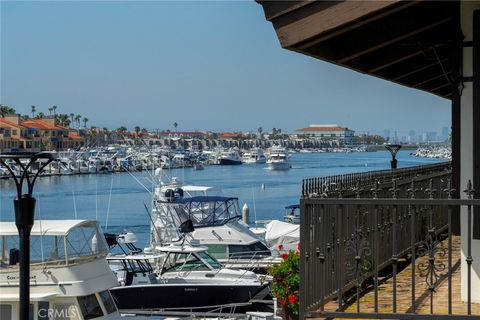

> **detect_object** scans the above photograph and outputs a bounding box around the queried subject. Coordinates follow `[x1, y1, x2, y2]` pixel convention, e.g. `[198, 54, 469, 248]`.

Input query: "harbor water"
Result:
[0, 151, 444, 248]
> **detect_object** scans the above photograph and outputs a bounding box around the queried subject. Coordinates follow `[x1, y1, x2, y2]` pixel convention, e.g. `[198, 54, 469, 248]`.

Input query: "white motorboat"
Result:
[108, 235, 269, 313]
[266, 146, 291, 170]
[0, 219, 122, 320]
[218, 149, 242, 165]
[151, 180, 280, 271]
[242, 148, 267, 164]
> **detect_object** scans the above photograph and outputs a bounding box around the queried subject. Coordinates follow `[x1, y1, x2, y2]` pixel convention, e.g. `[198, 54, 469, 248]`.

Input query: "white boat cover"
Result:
[264, 220, 300, 252]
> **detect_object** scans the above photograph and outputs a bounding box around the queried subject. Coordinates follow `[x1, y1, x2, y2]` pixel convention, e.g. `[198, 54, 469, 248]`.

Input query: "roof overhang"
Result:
[257, 0, 460, 100]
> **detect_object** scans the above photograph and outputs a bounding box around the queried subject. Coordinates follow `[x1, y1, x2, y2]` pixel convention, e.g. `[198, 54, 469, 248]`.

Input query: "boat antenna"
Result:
[251, 185, 258, 225]
[105, 173, 114, 231]
[72, 186, 78, 219]
[95, 180, 98, 221]
[143, 203, 162, 246]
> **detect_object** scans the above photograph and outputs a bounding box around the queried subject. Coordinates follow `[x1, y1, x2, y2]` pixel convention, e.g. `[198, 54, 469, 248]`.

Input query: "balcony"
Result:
[299, 162, 480, 319]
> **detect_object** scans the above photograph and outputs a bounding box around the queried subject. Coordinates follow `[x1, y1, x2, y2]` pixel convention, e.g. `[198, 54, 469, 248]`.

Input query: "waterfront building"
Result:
[0, 115, 84, 151]
[258, 0, 480, 318]
[295, 124, 355, 145]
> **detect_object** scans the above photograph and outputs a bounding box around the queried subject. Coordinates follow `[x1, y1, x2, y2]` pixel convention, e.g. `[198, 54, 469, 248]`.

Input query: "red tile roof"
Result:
[22, 120, 59, 130]
[0, 118, 28, 129]
[68, 132, 83, 140]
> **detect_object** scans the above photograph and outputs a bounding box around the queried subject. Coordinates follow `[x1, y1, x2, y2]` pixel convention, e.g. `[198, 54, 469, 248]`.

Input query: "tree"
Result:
[36, 112, 45, 119]
[31, 105, 37, 118]
[70, 113, 75, 127]
[0, 104, 15, 117]
[117, 126, 127, 132]
[83, 117, 89, 128]
[48, 107, 53, 116]
[134, 126, 141, 135]
[75, 115, 81, 128]
[52, 105, 57, 117]
[173, 122, 178, 132]
[56, 114, 71, 127]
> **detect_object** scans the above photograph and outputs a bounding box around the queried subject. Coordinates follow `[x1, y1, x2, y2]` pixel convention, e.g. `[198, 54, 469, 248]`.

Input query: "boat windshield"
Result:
[0, 221, 108, 269]
[179, 197, 241, 227]
[162, 252, 212, 273]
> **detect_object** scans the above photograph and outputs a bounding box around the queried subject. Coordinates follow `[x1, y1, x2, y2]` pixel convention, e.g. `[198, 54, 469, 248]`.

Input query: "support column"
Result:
[460, 2, 480, 303]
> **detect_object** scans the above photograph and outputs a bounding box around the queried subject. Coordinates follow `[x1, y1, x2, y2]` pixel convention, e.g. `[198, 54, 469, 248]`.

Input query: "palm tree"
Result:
[36, 112, 45, 119]
[173, 122, 178, 132]
[70, 113, 75, 128]
[134, 126, 141, 135]
[75, 115, 81, 128]
[52, 105, 57, 117]
[31, 105, 37, 118]
[48, 107, 53, 116]
[83, 117, 89, 128]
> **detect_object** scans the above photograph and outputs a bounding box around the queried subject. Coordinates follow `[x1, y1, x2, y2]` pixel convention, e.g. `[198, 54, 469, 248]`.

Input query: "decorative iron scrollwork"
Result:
[417, 231, 447, 291]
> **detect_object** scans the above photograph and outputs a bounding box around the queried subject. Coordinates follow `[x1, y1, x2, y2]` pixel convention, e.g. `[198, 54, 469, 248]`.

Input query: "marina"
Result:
[0, 151, 442, 247]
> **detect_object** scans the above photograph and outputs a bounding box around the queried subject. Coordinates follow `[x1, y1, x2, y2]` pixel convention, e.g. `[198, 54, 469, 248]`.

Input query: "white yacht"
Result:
[108, 238, 269, 312]
[218, 149, 242, 165]
[0, 219, 121, 320]
[266, 146, 291, 170]
[150, 180, 280, 271]
[242, 148, 266, 164]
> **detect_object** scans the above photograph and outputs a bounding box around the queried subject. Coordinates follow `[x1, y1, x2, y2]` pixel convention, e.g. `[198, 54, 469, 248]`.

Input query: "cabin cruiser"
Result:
[108, 231, 270, 313]
[241, 148, 266, 164]
[151, 181, 280, 271]
[218, 149, 242, 165]
[266, 147, 291, 170]
[0, 219, 121, 320]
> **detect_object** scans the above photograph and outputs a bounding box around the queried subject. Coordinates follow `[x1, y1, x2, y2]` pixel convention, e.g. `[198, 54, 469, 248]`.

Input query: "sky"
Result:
[1, 1, 451, 135]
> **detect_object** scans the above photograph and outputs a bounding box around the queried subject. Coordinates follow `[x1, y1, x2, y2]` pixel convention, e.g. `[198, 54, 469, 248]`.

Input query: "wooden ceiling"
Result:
[257, 1, 460, 99]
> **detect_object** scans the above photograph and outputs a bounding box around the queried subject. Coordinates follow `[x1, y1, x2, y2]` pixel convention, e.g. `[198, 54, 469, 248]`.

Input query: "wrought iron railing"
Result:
[300, 180, 478, 319]
[301, 161, 451, 198]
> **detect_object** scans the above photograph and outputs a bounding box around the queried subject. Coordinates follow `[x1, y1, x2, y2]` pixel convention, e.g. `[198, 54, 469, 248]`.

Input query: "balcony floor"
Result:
[320, 236, 480, 319]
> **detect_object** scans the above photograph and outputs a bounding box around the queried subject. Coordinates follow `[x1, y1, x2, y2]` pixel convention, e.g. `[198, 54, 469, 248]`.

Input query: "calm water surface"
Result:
[0, 151, 444, 247]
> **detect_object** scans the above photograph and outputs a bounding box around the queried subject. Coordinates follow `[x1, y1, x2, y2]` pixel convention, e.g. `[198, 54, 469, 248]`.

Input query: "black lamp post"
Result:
[0, 152, 55, 320]
[385, 144, 402, 169]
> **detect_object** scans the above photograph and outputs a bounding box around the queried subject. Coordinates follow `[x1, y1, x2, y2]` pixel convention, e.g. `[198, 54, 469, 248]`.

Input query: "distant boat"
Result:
[242, 147, 267, 164]
[194, 161, 204, 170]
[219, 149, 242, 165]
[267, 146, 291, 170]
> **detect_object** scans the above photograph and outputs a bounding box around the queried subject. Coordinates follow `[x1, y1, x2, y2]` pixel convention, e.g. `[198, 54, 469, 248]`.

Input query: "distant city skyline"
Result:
[1, 1, 451, 133]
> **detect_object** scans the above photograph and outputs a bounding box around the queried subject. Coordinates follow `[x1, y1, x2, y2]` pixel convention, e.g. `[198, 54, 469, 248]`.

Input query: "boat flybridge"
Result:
[150, 182, 280, 271]
[266, 146, 291, 171]
[241, 148, 266, 164]
[0, 219, 121, 320]
[107, 227, 270, 313]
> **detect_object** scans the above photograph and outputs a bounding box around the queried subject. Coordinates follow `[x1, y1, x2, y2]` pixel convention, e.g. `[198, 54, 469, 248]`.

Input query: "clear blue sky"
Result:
[1, 1, 450, 135]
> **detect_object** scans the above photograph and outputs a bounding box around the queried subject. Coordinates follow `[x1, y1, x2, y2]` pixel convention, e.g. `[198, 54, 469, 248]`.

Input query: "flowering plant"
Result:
[268, 243, 300, 318]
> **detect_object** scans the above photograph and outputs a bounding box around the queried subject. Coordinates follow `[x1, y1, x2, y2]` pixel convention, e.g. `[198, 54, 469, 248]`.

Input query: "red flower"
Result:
[297, 243, 300, 252]
[278, 244, 284, 250]
[288, 294, 299, 304]
[281, 253, 289, 260]
[279, 298, 286, 306]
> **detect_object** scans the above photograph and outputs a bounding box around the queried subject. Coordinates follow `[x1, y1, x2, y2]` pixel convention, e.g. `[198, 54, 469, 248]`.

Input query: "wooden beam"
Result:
[271, 0, 402, 49]
[392, 60, 447, 81]
[338, 17, 453, 64]
[412, 72, 451, 88]
[429, 82, 450, 93]
[257, 1, 314, 22]
[369, 50, 423, 73]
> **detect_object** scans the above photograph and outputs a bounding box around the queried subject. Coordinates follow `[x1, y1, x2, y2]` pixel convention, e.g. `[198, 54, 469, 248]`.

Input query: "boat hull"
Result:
[219, 158, 242, 165]
[110, 283, 267, 311]
[267, 162, 291, 170]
